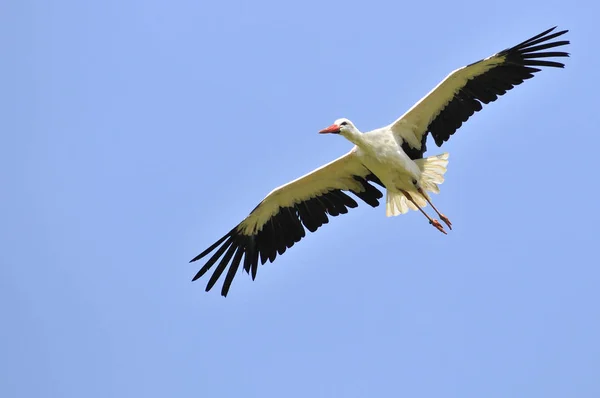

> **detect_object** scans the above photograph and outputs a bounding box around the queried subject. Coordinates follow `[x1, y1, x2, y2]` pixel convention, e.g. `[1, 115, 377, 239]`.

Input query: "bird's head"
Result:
[318, 118, 357, 136]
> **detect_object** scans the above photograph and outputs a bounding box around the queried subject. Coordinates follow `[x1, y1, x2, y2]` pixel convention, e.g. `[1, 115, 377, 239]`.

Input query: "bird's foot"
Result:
[430, 219, 447, 235]
[440, 214, 452, 230]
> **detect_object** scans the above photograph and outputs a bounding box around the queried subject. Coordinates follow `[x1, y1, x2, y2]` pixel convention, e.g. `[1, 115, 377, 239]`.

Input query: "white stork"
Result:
[191, 27, 569, 296]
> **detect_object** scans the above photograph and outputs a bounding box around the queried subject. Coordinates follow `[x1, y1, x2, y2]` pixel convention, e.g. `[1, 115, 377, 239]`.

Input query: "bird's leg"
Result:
[400, 190, 447, 235]
[417, 188, 452, 230]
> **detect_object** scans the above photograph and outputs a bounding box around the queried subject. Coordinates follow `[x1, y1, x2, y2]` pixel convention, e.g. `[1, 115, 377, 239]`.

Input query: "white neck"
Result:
[341, 126, 366, 147]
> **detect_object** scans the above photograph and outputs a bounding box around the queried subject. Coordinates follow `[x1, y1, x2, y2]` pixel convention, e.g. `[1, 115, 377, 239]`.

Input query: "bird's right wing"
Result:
[190, 148, 385, 297]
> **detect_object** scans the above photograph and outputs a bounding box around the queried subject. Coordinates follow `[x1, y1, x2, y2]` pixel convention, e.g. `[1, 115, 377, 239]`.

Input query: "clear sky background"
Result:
[2, 0, 599, 397]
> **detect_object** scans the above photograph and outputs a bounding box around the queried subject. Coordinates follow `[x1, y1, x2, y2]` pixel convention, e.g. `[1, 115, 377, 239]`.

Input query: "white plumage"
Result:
[191, 27, 570, 296]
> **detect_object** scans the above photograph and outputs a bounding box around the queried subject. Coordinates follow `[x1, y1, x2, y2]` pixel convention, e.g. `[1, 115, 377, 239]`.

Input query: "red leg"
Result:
[401, 190, 447, 235]
[417, 188, 452, 230]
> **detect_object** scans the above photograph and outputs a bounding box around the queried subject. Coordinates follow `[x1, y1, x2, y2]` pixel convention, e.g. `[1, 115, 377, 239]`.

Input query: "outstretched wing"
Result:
[391, 27, 570, 159]
[190, 149, 385, 296]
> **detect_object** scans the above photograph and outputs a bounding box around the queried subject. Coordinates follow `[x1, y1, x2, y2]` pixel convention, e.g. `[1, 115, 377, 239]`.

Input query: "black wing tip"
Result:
[190, 176, 385, 296]
[198, 274, 230, 297]
[191, 260, 214, 281]
[531, 26, 569, 41]
[426, 26, 569, 148]
[188, 228, 237, 264]
[546, 26, 568, 34]
[499, 26, 569, 61]
[203, 282, 229, 298]
[551, 27, 568, 34]
[220, 285, 230, 297]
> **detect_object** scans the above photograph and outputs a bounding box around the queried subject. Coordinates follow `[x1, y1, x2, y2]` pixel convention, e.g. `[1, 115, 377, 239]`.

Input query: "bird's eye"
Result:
[340, 121, 348, 126]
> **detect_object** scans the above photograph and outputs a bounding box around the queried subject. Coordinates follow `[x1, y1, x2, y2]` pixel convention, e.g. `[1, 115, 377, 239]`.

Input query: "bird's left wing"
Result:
[389, 26, 570, 159]
[190, 148, 384, 297]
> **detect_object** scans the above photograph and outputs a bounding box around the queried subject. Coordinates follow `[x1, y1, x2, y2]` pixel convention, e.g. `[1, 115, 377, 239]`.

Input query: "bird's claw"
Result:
[440, 214, 452, 230]
[430, 219, 447, 235]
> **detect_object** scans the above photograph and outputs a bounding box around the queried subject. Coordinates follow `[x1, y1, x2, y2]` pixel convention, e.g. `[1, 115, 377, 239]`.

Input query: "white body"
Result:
[352, 128, 422, 191]
[190, 27, 569, 297]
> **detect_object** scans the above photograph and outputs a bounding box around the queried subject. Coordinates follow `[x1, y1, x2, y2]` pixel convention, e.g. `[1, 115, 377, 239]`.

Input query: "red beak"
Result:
[318, 124, 340, 134]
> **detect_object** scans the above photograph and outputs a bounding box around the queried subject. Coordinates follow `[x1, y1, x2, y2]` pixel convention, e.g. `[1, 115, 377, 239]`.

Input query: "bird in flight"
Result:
[191, 27, 569, 296]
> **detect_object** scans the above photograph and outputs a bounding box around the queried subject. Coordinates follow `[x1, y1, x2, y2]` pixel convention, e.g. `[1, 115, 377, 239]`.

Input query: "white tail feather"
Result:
[386, 152, 449, 217]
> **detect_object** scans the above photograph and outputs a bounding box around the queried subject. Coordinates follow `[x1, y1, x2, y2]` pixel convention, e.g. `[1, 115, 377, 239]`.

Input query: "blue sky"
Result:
[2, 0, 599, 397]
